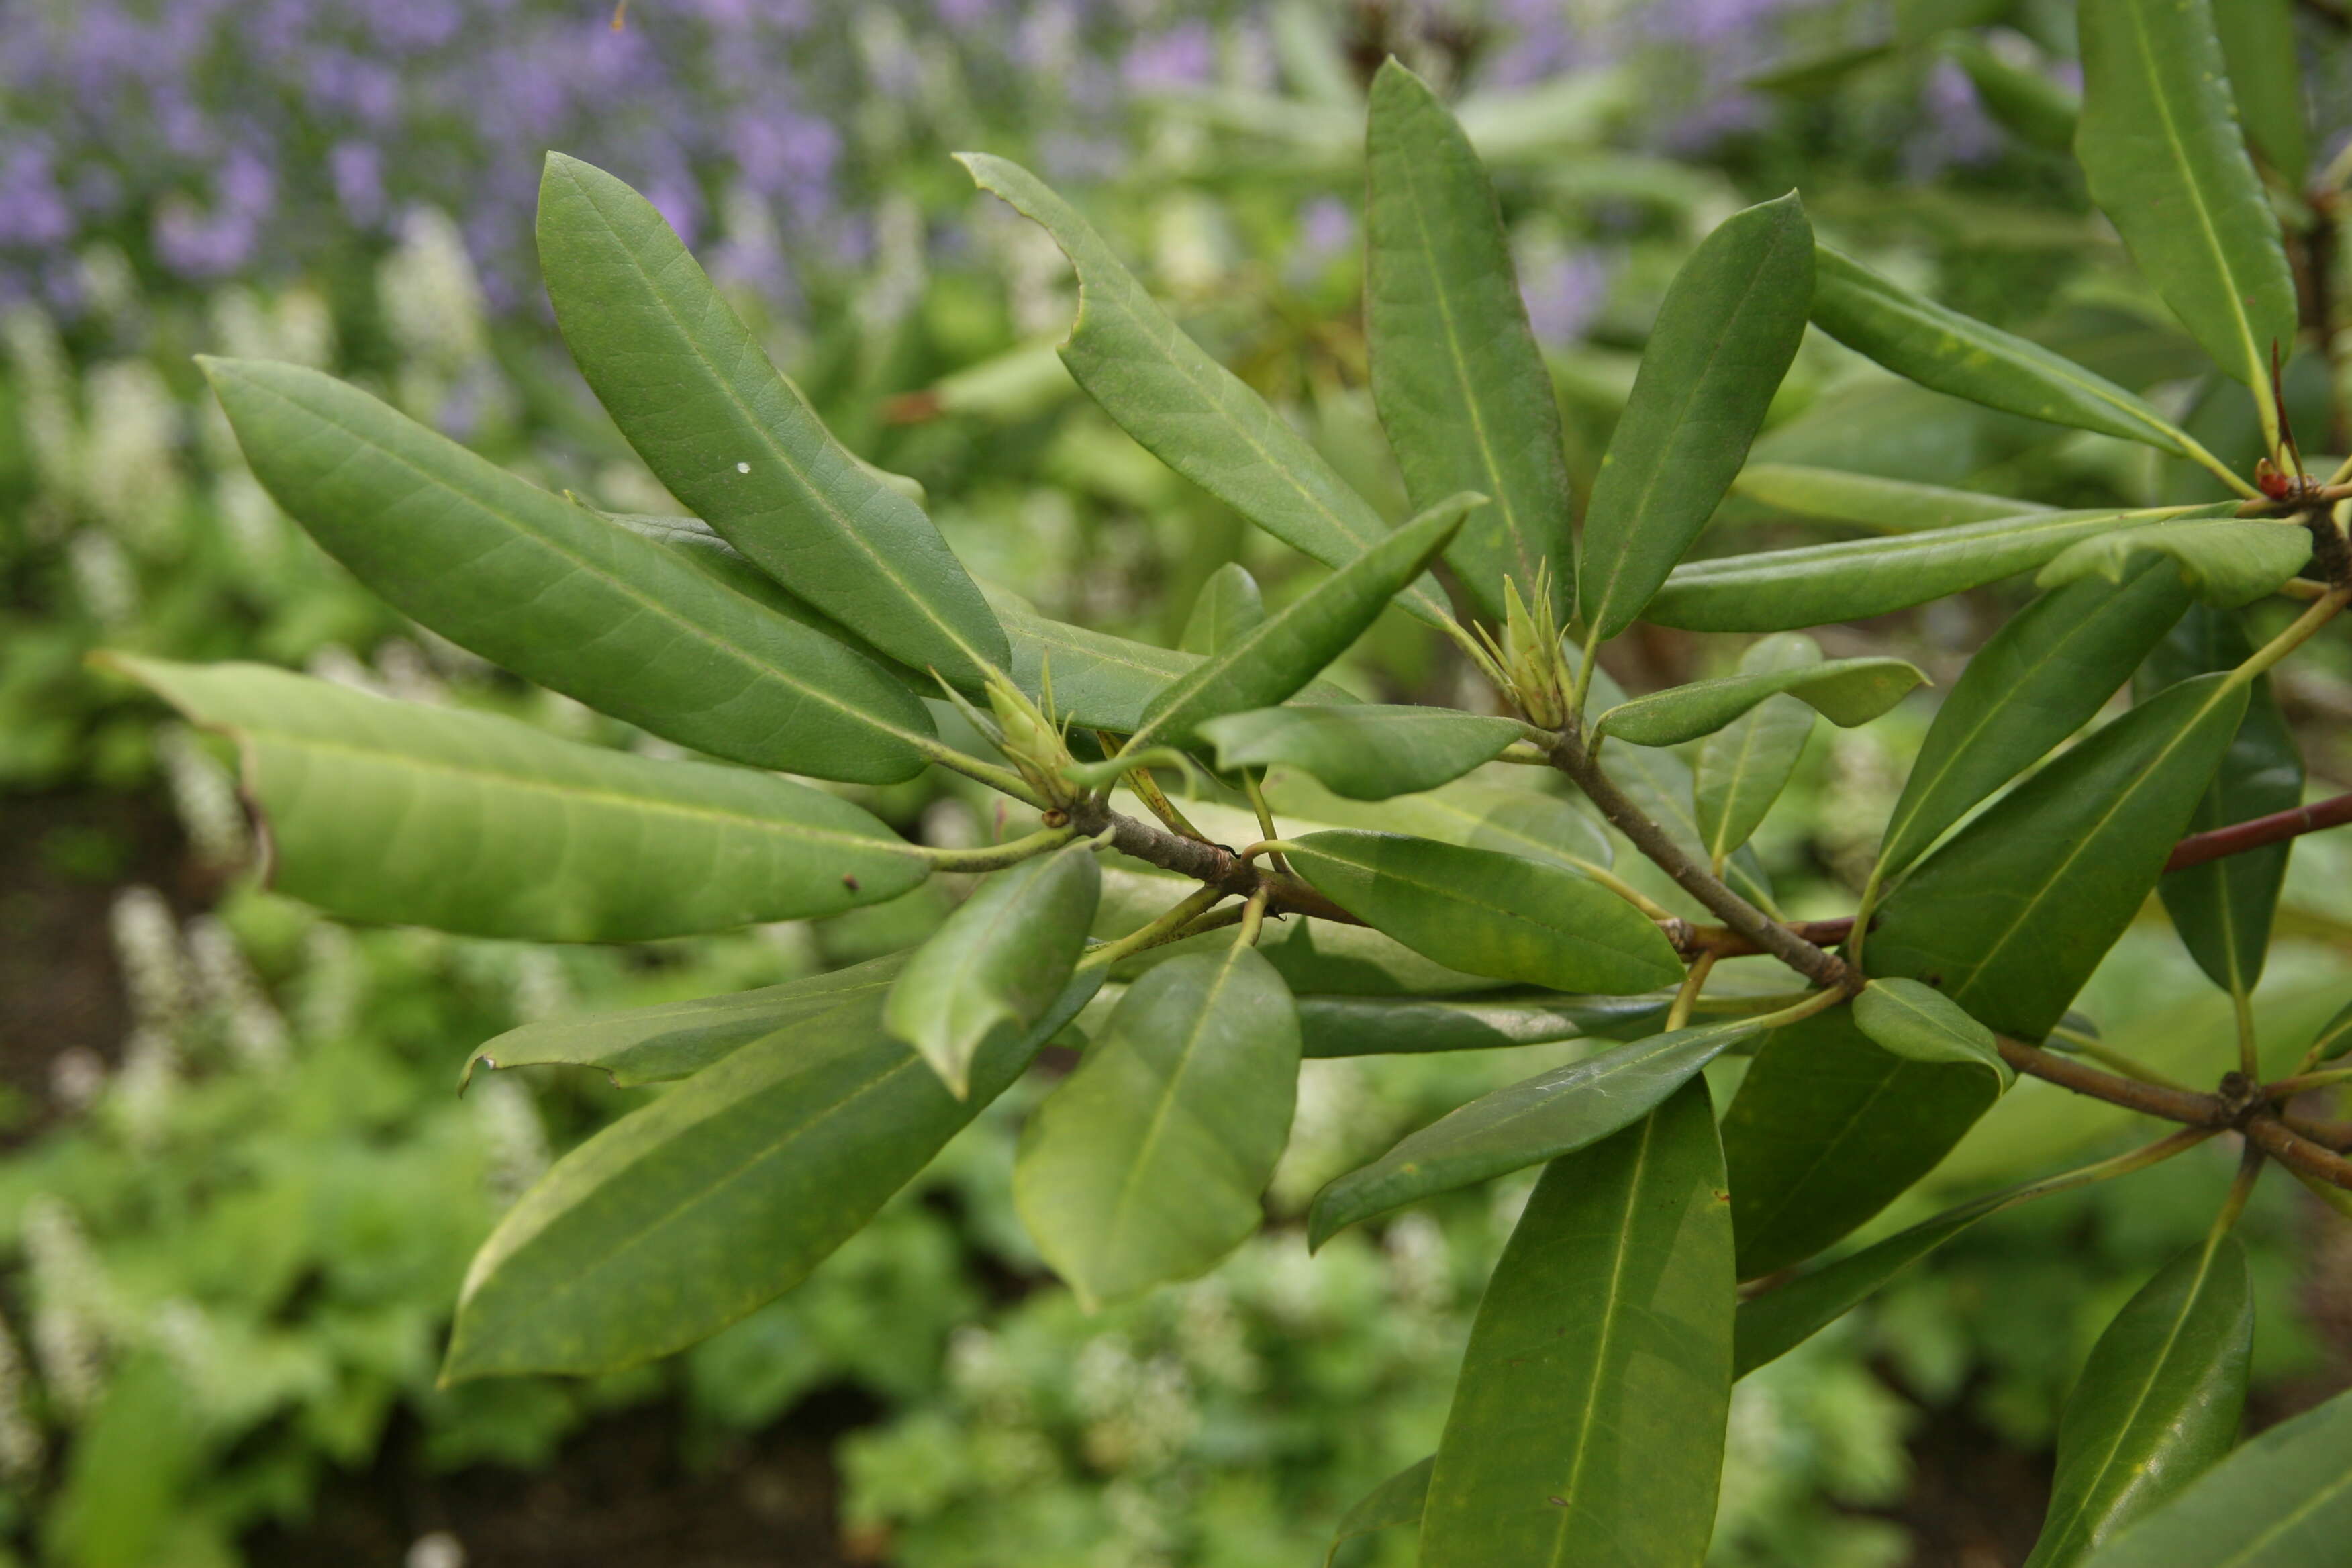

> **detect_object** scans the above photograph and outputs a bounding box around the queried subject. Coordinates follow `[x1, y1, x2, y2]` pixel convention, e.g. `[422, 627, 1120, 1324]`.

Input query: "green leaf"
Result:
[1013, 944, 1300, 1308]
[1592, 655, 1925, 747]
[109, 658, 931, 942]
[1418, 1081, 1732, 1568]
[1579, 193, 1814, 639]
[1696, 634, 1820, 864]
[1734, 1183, 2014, 1377]
[464, 954, 913, 1089]
[1734, 462, 2051, 532]
[1600, 732, 1778, 908]
[1879, 560, 2196, 877]
[1199, 705, 1524, 800]
[2141, 607, 2305, 993]
[1730, 672, 2256, 1276]
[1809, 246, 2198, 455]
[1325, 1457, 1432, 1568]
[1941, 31, 2080, 153]
[2311, 997, 2352, 1063]
[2039, 522, 2312, 608]
[1649, 504, 2227, 632]
[1265, 769, 1618, 875]
[2076, 0, 2298, 401]
[960, 152, 1454, 628]
[1366, 60, 1574, 624]
[2027, 1238, 2253, 1568]
[1131, 495, 1476, 750]
[1179, 562, 1265, 655]
[886, 841, 1101, 1097]
[197, 358, 936, 785]
[2214, 0, 2310, 187]
[1722, 1008, 2003, 1280]
[1871, 672, 2254, 1040]
[1283, 830, 1686, 995]
[1295, 988, 1685, 1058]
[1308, 1012, 1777, 1248]
[1853, 977, 2012, 1089]
[2073, 1385, 2352, 1567]
[536, 154, 1008, 688]
[444, 969, 1101, 1377]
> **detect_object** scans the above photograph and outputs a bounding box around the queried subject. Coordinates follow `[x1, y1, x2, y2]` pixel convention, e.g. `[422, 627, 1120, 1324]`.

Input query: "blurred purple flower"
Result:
[1122, 21, 1214, 91]
[331, 141, 387, 228]
[0, 146, 75, 248]
[1520, 251, 1609, 349]
[1287, 195, 1353, 282]
[1906, 56, 2002, 178]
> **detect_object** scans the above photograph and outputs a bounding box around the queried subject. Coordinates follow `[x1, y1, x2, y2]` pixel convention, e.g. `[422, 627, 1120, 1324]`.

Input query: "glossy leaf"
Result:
[2312, 998, 2352, 1063]
[1131, 495, 1474, 749]
[1853, 978, 2012, 1089]
[886, 841, 1101, 1097]
[1179, 561, 1265, 655]
[1199, 705, 1524, 800]
[2076, 0, 2297, 399]
[464, 955, 912, 1089]
[1809, 247, 2195, 456]
[1265, 769, 1618, 875]
[1593, 654, 1924, 746]
[1579, 192, 1814, 638]
[536, 155, 1008, 687]
[444, 970, 1101, 1377]
[111, 658, 931, 942]
[1418, 1081, 1732, 1568]
[198, 358, 936, 785]
[1734, 1183, 2013, 1377]
[2215, 0, 2309, 186]
[1879, 560, 2195, 877]
[1648, 504, 2225, 632]
[2027, 1239, 2253, 1568]
[1309, 1011, 1777, 1247]
[1324, 1460, 1430, 1568]
[1366, 60, 1574, 623]
[1283, 830, 1685, 995]
[1295, 989, 1679, 1057]
[1733, 462, 2049, 532]
[1013, 944, 1300, 1309]
[2142, 607, 2304, 993]
[1696, 634, 1820, 864]
[2039, 522, 2312, 608]
[960, 152, 1453, 627]
[2074, 1385, 2352, 1567]
[1943, 30, 2079, 152]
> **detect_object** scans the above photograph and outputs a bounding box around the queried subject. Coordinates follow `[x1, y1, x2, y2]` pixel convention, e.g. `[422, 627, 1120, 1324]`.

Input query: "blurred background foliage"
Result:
[3, 1, 2352, 1564]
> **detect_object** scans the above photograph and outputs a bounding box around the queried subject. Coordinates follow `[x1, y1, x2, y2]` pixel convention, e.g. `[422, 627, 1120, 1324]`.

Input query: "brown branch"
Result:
[2245, 1114, 2352, 1191]
[1065, 798, 1363, 926]
[1548, 731, 1850, 989]
[1997, 1037, 2231, 1127]
[2283, 1110, 2352, 1152]
[1680, 917, 1855, 961]
[2165, 791, 2352, 871]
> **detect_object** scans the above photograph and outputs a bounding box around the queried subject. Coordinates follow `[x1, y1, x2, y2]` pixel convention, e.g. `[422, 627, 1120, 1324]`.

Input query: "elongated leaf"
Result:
[1734, 462, 2049, 532]
[1132, 495, 1475, 749]
[1200, 705, 1522, 800]
[1696, 634, 1820, 863]
[2141, 607, 2305, 993]
[2311, 997, 2352, 1063]
[1810, 247, 2194, 455]
[1265, 769, 1618, 874]
[111, 658, 931, 942]
[1602, 733, 1777, 908]
[464, 955, 912, 1089]
[2215, 0, 2310, 186]
[961, 152, 1453, 627]
[1579, 193, 1814, 638]
[1734, 1184, 2013, 1377]
[1310, 1012, 1776, 1247]
[199, 358, 936, 784]
[2039, 521, 2312, 608]
[445, 969, 1101, 1377]
[1419, 1081, 1731, 1567]
[1731, 673, 2254, 1276]
[1179, 561, 1265, 655]
[1284, 830, 1685, 996]
[887, 841, 1101, 1097]
[2076, 0, 2297, 400]
[2075, 1385, 2352, 1567]
[1879, 560, 2194, 877]
[1854, 977, 2012, 1089]
[1593, 655, 1924, 746]
[1943, 31, 2079, 152]
[1325, 1457, 1432, 1568]
[1014, 944, 1300, 1308]
[1367, 60, 1574, 623]
[2028, 1239, 2253, 1568]
[1296, 989, 1677, 1057]
[1648, 504, 2225, 632]
[536, 154, 1007, 687]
